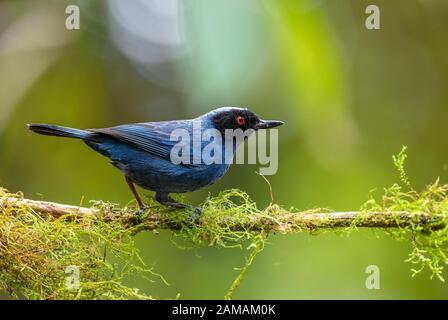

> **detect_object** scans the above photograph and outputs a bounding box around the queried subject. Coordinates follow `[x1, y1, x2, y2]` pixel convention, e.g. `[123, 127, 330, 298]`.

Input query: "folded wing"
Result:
[90, 122, 198, 167]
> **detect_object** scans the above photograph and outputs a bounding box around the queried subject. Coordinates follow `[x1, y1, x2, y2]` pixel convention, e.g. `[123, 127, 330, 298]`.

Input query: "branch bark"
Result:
[1, 193, 445, 233]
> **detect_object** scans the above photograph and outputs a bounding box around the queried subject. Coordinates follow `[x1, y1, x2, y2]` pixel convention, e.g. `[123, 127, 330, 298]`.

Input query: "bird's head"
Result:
[204, 107, 284, 133]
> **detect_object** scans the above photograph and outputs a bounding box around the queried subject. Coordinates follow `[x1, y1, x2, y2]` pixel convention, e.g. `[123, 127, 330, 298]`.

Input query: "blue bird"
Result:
[28, 107, 283, 214]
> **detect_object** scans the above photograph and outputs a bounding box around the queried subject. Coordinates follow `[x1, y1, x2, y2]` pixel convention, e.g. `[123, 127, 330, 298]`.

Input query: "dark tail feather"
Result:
[28, 124, 91, 140]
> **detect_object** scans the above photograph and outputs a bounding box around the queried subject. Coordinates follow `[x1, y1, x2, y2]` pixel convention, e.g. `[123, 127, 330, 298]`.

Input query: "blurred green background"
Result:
[1, 0, 448, 299]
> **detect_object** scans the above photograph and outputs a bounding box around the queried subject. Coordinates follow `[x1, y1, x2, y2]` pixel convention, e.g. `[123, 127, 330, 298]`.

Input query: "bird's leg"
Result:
[125, 176, 147, 214]
[155, 192, 202, 220]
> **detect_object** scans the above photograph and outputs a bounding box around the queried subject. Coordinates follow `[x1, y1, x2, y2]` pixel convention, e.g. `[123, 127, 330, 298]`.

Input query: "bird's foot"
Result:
[136, 205, 148, 215]
[155, 192, 201, 222]
[166, 201, 201, 216]
[133, 205, 148, 223]
[159, 200, 202, 222]
[190, 207, 202, 222]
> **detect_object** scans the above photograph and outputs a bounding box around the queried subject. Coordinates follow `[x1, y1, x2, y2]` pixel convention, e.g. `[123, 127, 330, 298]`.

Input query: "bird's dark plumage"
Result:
[28, 107, 284, 214]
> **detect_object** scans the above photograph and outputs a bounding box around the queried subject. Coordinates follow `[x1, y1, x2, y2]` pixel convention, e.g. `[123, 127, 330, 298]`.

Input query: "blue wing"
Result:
[89, 121, 199, 167]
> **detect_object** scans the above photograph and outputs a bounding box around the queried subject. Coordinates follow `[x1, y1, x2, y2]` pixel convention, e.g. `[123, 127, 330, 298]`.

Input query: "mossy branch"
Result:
[1, 192, 445, 233]
[1, 147, 448, 299]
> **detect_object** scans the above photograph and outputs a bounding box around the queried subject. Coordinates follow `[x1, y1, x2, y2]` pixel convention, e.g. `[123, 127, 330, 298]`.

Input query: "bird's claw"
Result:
[134, 206, 148, 223]
[190, 207, 202, 223]
[137, 206, 148, 215]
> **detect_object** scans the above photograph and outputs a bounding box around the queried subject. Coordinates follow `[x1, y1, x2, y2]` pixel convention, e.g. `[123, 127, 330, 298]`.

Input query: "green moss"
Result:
[0, 187, 280, 300]
[1, 146, 448, 299]
[359, 146, 448, 281]
[0, 189, 161, 299]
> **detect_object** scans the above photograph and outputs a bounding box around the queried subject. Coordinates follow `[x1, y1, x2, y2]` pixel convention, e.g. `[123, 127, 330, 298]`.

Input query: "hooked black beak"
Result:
[254, 119, 284, 130]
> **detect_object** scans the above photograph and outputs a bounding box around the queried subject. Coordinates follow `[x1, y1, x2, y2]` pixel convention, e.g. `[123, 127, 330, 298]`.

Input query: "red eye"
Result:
[236, 116, 246, 126]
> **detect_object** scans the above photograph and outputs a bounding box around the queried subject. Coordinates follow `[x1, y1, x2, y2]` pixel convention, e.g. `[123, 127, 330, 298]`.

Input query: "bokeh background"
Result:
[1, 0, 448, 299]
